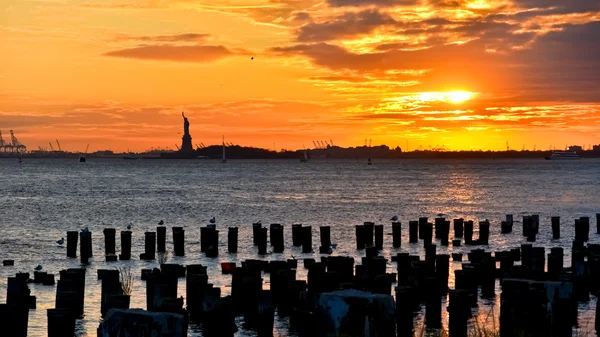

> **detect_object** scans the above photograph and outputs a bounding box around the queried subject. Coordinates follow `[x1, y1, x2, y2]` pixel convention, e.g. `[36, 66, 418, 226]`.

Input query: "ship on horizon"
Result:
[544, 151, 581, 160]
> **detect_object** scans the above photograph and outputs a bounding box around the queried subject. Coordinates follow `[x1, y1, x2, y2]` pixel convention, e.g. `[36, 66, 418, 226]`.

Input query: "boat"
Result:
[367, 158, 372, 165]
[123, 156, 139, 160]
[221, 136, 227, 163]
[544, 151, 581, 160]
[79, 143, 89, 162]
[300, 148, 308, 162]
[79, 156, 86, 163]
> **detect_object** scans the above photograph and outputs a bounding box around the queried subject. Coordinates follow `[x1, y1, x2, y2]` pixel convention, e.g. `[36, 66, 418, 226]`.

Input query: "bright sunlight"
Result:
[419, 91, 477, 104]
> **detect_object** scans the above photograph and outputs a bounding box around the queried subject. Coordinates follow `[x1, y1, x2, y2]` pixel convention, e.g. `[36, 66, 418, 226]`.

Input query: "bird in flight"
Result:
[251, 57, 254, 60]
[391, 215, 399, 221]
[210, 217, 216, 224]
[159, 220, 164, 225]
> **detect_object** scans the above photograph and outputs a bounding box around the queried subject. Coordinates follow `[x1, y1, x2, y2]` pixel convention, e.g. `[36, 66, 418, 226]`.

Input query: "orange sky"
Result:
[1, 0, 599, 152]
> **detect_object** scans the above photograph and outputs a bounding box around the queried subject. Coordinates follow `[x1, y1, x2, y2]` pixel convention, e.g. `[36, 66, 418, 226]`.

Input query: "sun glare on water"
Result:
[418, 91, 476, 104]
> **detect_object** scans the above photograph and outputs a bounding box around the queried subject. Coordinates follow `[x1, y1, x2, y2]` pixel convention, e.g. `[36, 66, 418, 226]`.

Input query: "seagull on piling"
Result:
[127, 224, 132, 230]
[34, 265, 42, 271]
[56, 238, 64, 245]
[158, 220, 164, 225]
[209, 217, 216, 224]
[390, 215, 399, 221]
[81, 227, 89, 233]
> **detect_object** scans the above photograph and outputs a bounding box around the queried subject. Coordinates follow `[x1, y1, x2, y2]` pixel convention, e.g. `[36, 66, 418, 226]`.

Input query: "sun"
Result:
[447, 91, 475, 103]
[418, 91, 476, 104]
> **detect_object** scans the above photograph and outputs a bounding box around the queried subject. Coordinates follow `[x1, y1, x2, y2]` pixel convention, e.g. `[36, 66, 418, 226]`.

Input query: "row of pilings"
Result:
[3, 213, 600, 336]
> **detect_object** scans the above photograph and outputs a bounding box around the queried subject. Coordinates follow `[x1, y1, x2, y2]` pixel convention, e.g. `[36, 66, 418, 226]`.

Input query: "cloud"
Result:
[103, 44, 236, 63]
[115, 33, 210, 42]
[326, 0, 418, 7]
[512, 0, 600, 13]
[296, 9, 397, 42]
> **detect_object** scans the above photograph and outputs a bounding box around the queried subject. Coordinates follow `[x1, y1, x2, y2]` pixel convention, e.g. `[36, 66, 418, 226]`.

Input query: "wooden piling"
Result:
[425, 277, 442, 328]
[292, 224, 302, 247]
[478, 220, 490, 245]
[448, 289, 470, 337]
[463, 221, 473, 245]
[157, 226, 166, 252]
[271, 224, 284, 253]
[301, 226, 312, 254]
[103, 228, 116, 256]
[418, 217, 428, 239]
[551, 216, 560, 239]
[258, 227, 268, 255]
[253, 222, 263, 246]
[228, 227, 238, 253]
[319, 226, 331, 254]
[392, 222, 401, 248]
[364, 222, 374, 246]
[374, 225, 384, 250]
[356, 225, 366, 249]
[66, 231, 78, 258]
[453, 218, 464, 238]
[140, 232, 156, 260]
[47, 308, 75, 337]
[79, 231, 92, 264]
[119, 230, 131, 260]
[172, 227, 185, 256]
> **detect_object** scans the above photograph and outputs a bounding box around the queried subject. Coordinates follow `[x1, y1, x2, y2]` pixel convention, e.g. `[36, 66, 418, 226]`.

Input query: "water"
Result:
[0, 158, 599, 336]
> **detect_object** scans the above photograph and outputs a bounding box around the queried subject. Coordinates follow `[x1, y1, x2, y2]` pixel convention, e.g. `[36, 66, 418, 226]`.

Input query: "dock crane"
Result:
[312, 141, 318, 149]
[330, 139, 334, 147]
[85, 143, 89, 153]
[56, 139, 62, 151]
[49, 142, 55, 151]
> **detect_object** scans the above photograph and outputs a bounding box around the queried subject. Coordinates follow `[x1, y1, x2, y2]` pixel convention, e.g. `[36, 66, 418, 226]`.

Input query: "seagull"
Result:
[391, 215, 399, 221]
[209, 217, 216, 224]
[34, 265, 42, 271]
[81, 227, 89, 233]
[331, 243, 337, 249]
[56, 238, 64, 245]
[127, 224, 132, 230]
[251, 57, 254, 60]
[158, 220, 164, 225]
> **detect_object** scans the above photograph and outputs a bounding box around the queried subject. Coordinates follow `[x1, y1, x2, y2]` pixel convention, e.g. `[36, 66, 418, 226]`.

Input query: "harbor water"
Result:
[0, 158, 599, 336]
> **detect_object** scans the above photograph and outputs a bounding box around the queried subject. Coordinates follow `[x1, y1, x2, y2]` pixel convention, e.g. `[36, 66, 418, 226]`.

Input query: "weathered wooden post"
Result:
[392, 222, 401, 248]
[423, 222, 433, 247]
[140, 231, 156, 260]
[409, 221, 418, 243]
[356, 224, 366, 249]
[258, 227, 268, 255]
[418, 217, 428, 239]
[79, 231, 92, 264]
[320, 226, 331, 254]
[548, 247, 563, 280]
[453, 218, 464, 238]
[66, 231, 78, 258]
[478, 220, 489, 245]
[103, 228, 116, 257]
[228, 227, 238, 253]
[47, 308, 75, 337]
[395, 286, 415, 336]
[119, 230, 131, 260]
[551, 216, 560, 239]
[157, 225, 166, 252]
[301, 226, 312, 253]
[435, 217, 445, 239]
[172, 227, 185, 256]
[447, 289, 469, 337]
[271, 224, 284, 253]
[501, 221, 512, 234]
[596, 213, 600, 234]
[440, 220, 450, 246]
[436, 254, 450, 293]
[425, 277, 442, 328]
[463, 221, 473, 245]
[253, 222, 263, 246]
[374, 225, 384, 250]
[364, 222, 374, 247]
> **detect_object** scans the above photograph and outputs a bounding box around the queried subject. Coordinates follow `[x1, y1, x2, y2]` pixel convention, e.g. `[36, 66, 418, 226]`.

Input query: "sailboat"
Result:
[300, 148, 308, 162]
[221, 136, 227, 163]
[79, 143, 89, 163]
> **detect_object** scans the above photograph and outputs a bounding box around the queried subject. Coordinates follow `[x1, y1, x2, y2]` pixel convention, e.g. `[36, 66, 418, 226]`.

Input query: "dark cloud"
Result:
[296, 10, 397, 42]
[115, 33, 210, 42]
[103, 44, 234, 63]
[512, 0, 600, 13]
[326, 0, 418, 7]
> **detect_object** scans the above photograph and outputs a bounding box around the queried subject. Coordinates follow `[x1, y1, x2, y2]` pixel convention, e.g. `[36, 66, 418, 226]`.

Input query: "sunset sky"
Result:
[1, 0, 599, 152]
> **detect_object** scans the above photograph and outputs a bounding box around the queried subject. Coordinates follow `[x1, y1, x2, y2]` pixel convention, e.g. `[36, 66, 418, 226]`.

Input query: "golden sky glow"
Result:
[1, 0, 599, 152]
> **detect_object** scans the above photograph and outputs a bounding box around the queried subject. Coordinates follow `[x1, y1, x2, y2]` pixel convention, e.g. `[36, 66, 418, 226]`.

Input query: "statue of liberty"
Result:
[182, 112, 190, 136]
